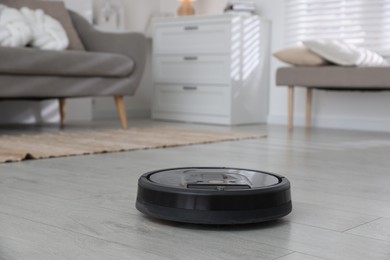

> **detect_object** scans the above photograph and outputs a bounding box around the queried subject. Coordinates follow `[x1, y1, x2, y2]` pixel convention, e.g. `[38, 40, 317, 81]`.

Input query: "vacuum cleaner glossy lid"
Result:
[136, 167, 292, 225]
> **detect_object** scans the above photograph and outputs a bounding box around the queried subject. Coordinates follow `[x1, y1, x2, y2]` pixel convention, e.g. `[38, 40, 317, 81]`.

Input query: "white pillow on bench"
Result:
[303, 39, 389, 67]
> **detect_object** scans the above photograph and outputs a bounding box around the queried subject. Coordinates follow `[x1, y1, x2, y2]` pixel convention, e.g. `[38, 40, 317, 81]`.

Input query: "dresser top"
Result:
[153, 13, 268, 25]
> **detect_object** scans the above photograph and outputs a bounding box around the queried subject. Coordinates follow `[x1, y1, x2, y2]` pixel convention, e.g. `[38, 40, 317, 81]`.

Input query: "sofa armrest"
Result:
[68, 10, 146, 86]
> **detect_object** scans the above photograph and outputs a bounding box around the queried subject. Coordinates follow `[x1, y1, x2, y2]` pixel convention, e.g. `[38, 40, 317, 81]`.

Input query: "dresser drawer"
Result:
[153, 55, 230, 85]
[154, 22, 231, 54]
[154, 85, 230, 116]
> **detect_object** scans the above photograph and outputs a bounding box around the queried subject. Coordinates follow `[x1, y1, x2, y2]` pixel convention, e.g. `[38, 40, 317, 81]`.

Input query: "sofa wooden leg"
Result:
[114, 96, 128, 129]
[306, 88, 313, 128]
[288, 85, 294, 130]
[59, 98, 66, 127]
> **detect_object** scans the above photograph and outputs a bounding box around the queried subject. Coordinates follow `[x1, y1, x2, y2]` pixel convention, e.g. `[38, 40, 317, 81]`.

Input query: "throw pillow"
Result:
[273, 46, 329, 66]
[21, 7, 68, 50]
[0, 4, 32, 47]
[0, 0, 85, 50]
[303, 39, 389, 67]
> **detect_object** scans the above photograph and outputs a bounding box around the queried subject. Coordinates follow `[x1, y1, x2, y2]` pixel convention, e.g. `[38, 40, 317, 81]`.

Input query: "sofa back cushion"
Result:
[0, 0, 85, 50]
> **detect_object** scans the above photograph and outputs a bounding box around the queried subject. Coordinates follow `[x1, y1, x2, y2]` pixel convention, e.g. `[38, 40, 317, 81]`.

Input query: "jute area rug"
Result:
[0, 127, 265, 163]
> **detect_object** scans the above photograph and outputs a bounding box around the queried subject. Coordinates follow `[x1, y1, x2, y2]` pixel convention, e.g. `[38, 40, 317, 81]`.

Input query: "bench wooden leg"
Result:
[306, 88, 313, 128]
[59, 98, 66, 128]
[114, 96, 128, 129]
[288, 85, 294, 130]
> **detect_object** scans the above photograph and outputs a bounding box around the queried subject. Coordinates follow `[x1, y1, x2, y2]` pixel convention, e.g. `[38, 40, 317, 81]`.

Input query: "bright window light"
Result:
[286, 0, 390, 56]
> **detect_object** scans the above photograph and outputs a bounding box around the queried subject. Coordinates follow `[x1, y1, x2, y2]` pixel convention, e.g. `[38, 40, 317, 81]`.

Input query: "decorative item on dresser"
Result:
[97, 0, 125, 31]
[152, 14, 271, 125]
[177, 0, 196, 16]
[224, 0, 256, 15]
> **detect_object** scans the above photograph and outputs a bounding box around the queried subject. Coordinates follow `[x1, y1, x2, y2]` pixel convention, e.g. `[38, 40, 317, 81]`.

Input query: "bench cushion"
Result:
[0, 47, 134, 77]
[276, 66, 390, 89]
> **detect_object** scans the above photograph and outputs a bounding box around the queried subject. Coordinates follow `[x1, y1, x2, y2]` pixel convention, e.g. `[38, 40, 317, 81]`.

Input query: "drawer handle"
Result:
[184, 26, 198, 31]
[183, 56, 198, 61]
[183, 86, 198, 91]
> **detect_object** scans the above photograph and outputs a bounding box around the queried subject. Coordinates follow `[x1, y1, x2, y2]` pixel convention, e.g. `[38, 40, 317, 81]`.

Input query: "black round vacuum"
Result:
[136, 167, 292, 225]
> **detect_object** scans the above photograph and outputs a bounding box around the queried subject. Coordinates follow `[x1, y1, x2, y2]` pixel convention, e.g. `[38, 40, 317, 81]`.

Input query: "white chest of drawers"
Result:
[152, 14, 270, 125]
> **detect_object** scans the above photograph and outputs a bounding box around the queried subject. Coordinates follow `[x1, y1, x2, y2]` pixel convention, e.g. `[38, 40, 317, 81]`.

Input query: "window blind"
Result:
[285, 0, 390, 55]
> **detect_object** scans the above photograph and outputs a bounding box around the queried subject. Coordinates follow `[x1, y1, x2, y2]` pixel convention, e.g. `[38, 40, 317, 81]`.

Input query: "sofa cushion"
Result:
[0, 47, 134, 77]
[276, 66, 390, 89]
[0, 0, 85, 50]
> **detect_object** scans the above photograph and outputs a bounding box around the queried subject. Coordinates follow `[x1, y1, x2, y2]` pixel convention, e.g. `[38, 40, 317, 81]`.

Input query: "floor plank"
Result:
[276, 252, 326, 260]
[227, 221, 390, 260]
[285, 202, 378, 232]
[346, 218, 390, 242]
[0, 212, 166, 260]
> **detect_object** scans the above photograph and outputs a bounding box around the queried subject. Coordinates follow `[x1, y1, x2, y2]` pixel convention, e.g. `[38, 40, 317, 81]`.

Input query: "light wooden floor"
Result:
[0, 120, 389, 260]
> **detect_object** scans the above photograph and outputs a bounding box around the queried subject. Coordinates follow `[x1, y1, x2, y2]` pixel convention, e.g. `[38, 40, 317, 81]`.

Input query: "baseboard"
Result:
[93, 109, 151, 120]
[268, 114, 390, 132]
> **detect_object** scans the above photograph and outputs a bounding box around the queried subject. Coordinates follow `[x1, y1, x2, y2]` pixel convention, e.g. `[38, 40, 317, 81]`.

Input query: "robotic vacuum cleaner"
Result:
[136, 167, 292, 225]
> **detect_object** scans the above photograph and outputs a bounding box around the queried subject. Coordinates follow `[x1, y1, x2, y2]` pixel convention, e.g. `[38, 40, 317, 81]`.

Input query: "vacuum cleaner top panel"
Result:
[148, 168, 281, 191]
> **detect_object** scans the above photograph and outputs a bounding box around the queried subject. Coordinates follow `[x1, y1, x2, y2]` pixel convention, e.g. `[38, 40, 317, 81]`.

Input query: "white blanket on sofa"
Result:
[0, 4, 32, 47]
[0, 5, 69, 50]
[20, 7, 69, 50]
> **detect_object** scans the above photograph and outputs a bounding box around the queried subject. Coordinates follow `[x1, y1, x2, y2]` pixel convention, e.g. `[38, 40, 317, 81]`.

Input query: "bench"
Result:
[276, 66, 390, 129]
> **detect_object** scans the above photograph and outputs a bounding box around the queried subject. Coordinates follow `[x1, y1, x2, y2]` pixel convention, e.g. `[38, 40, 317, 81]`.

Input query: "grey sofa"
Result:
[276, 66, 390, 130]
[0, 11, 146, 128]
